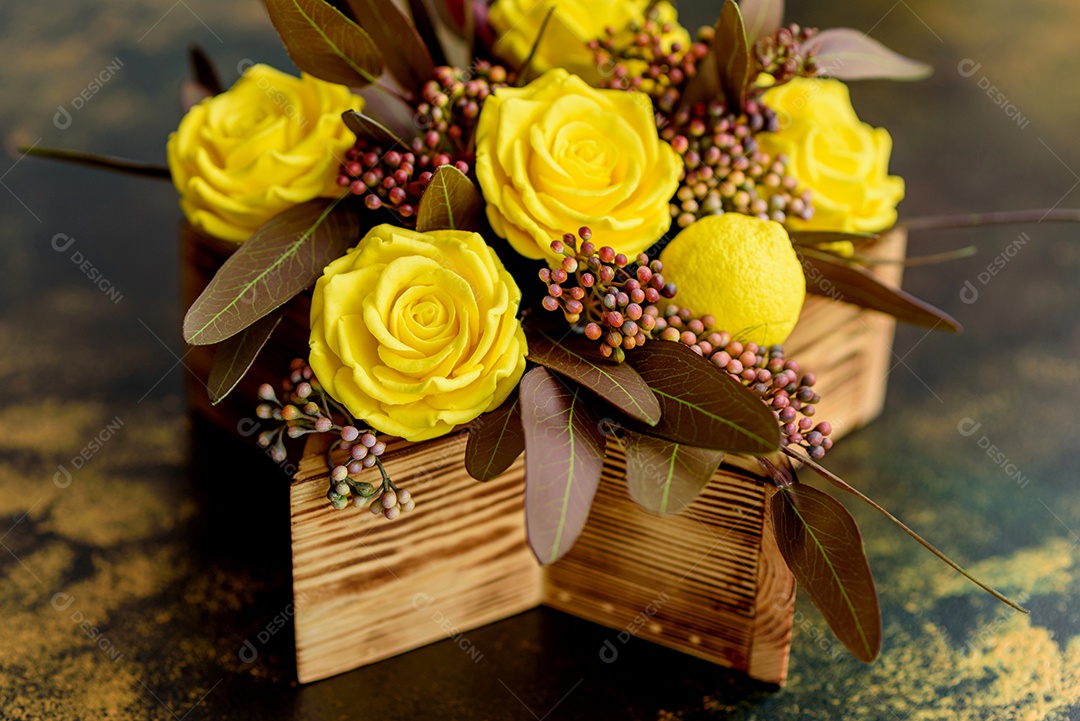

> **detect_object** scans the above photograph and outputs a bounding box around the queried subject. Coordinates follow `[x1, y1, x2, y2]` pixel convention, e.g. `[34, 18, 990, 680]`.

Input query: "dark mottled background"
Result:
[1, 1, 1079, 719]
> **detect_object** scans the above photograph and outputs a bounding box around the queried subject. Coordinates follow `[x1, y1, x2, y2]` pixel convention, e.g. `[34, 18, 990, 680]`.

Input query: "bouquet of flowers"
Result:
[30, 0, 1029, 666]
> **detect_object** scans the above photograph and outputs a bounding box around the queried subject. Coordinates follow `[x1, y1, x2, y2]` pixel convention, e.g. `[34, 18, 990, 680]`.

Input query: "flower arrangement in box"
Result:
[30, 0, 1038, 677]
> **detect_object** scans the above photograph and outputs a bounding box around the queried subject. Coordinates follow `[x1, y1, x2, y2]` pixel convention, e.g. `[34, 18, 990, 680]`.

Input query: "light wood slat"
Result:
[543, 442, 772, 676]
[179, 226, 908, 686]
[290, 433, 541, 683]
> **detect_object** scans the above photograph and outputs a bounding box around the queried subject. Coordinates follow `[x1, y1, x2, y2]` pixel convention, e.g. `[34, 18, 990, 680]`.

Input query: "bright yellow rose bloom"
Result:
[167, 64, 362, 243]
[758, 78, 905, 233]
[309, 225, 528, 442]
[489, 0, 689, 85]
[475, 69, 682, 262]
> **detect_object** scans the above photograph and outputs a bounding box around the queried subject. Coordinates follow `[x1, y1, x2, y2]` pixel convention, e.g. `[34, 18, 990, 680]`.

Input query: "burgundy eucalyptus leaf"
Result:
[624, 431, 725, 516]
[797, 249, 962, 332]
[342, 109, 406, 147]
[739, 0, 784, 45]
[415, 165, 484, 232]
[406, 0, 448, 66]
[770, 483, 882, 662]
[627, 341, 780, 454]
[183, 200, 361, 346]
[812, 28, 931, 81]
[789, 230, 879, 248]
[527, 331, 661, 426]
[206, 308, 285, 404]
[465, 389, 525, 481]
[715, 0, 752, 110]
[783, 446, 1030, 613]
[756, 452, 795, 487]
[265, 0, 383, 87]
[189, 44, 223, 95]
[520, 367, 607, 565]
[341, 0, 434, 92]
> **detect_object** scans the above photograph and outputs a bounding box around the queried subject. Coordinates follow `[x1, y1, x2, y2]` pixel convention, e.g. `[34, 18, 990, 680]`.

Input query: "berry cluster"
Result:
[588, 13, 707, 100]
[415, 63, 512, 157]
[254, 359, 414, 518]
[650, 307, 833, 458]
[538, 227, 677, 362]
[336, 138, 467, 219]
[754, 25, 821, 86]
[335, 63, 510, 221]
[661, 101, 813, 229]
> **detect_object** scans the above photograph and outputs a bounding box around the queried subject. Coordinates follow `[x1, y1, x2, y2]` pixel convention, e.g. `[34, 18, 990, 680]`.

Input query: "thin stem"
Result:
[852, 246, 978, 267]
[19, 146, 171, 180]
[900, 208, 1080, 232]
[782, 446, 1030, 613]
[325, 440, 342, 474]
[516, 6, 557, 86]
[375, 457, 394, 490]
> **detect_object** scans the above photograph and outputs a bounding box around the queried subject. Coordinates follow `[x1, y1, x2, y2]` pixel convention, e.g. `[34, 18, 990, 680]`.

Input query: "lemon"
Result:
[659, 214, 806, 347]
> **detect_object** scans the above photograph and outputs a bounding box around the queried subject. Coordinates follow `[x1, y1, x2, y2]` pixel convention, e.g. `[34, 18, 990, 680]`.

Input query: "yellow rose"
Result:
[309, 225, 528, 442]
[475, 69, 682, 262]
[489, 0, 689, 85]
[758, 78, 904, 233]
[167, 64, 362, 243]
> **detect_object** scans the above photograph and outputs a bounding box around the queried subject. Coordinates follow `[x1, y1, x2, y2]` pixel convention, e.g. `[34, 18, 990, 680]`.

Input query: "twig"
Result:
[783, 446, 1030, 613]
[19, 146, 171, 180]
[901, 209, 1080, 232]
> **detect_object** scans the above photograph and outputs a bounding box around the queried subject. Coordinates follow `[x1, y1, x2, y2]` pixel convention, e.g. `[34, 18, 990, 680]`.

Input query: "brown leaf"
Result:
[771, 482, 882, 662]
[405, 0, 448, 66]
[342, 109, 405, 147]
[183, 200, 361, 345]
[416, 165, 484, 232]
[207, 308, 285, 404]
[465, 390, 524, 481]
[715, 0, 752, 110]
[520, 367, 607, 565]
[265, 0, 383, 86]
[341, 0, 434, 92]
[626, 341, 780, 454]
[783, 446, 1030, 613]
[739, 0, 785, 44]
[624, 431, 724, 515]
[798, 249, 962, 332]
[789, 230, 879, 249]
[812, 28, 931, 81]
[188, 44, 223, 95]
[527, 331, 661, 426]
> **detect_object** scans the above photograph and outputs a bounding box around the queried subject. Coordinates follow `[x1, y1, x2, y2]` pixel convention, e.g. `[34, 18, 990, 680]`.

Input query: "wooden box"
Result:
[181, 226, 907, 685]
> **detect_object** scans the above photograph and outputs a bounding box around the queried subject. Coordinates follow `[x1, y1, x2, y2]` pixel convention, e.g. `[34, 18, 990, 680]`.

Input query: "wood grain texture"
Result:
[543, 444, 777, 676]
[180, 226, 908, 686]
[785, 229, 907, 439]
[290, 432, 541, 683]
[748, 485, 797, 682]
